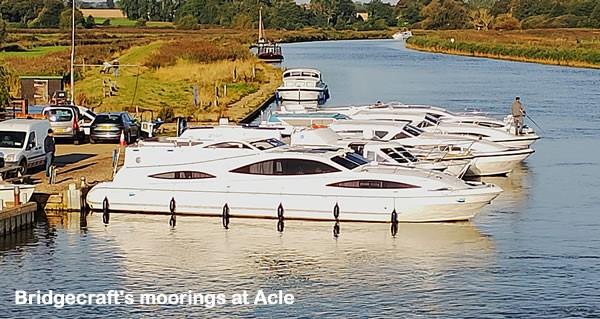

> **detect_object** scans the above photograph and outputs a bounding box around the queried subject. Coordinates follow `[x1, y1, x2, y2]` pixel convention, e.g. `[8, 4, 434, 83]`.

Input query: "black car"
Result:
[90, 112, 141, 144]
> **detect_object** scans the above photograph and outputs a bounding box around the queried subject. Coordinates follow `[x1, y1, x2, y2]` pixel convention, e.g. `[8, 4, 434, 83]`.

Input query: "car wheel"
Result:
[90, 137, 96, 144]
[18, 159, 27, 175]
[74, 136, 80, 145]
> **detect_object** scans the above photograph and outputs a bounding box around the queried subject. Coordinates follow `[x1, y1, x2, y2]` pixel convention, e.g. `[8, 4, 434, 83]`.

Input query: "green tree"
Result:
[0, 17, 7, 44]
[175, 14, 198, 29]
[0, 0, 45, 24]
[28, 0, 65, 28]
[421, 0, 469, 29]
[591, 2, 600, 27]
[85, 15, 95, 28]
[0, 66, 11, 110]
[365, 0, 396, 26]
[59, 8, 84, 29]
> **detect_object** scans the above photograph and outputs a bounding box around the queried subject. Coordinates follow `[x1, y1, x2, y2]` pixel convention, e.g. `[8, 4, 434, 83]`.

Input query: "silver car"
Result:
[43, 106, 85, 144]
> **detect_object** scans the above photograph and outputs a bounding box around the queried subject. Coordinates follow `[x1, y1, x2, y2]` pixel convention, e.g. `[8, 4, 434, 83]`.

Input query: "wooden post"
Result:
[252, 65, 256, 79]
[233, 67, 237, 82]
[224, 84, 227, 97]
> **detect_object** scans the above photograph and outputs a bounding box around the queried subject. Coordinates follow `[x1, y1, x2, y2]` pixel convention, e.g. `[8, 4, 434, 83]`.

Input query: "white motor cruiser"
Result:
[87, 139, 502, 223]
[276, 68, 329, 103]
[329, 121, 534, 177]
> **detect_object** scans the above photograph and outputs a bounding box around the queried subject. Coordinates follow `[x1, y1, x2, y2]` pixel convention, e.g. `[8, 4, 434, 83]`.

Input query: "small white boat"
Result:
[392, 31, 413, 40]
[87, 140, 502, 223]
[277, 68, 329, 103]
[0, 184, 35, 207]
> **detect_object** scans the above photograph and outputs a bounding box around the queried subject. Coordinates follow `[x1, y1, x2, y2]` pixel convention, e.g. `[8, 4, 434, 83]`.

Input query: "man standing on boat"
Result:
[44, 129, 55, 179]
[511, 96, 526, 135]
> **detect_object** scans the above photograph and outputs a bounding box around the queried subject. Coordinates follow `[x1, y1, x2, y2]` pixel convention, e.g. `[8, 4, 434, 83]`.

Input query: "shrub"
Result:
[102, 19, 111, 26]
[175, 15, 198, 30]
[85, 15, 96, 29]
[59, 9, 85, 29]
[135, 19, 147, 28]
[493, 14, 521, 30]
[521, 15, 549, 29]
[144, 40, 250, 69]
[158, 104, 175, 122]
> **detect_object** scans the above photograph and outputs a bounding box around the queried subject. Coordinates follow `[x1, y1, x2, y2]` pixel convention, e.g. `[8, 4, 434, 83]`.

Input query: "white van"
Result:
[0, 119, 50, 174]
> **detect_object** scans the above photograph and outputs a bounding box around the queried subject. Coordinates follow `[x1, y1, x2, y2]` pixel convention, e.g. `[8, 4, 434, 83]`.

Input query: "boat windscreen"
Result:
[404, 125, 423, 137]
[331, 152, 369, 170]
[250, 138, 286, 150]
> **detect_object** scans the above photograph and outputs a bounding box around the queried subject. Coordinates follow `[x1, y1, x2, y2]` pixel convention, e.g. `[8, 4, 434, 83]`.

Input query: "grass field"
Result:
[0, 45, 69, 58]
[93, 17, 174, 28]
[406, 29, 600, 69]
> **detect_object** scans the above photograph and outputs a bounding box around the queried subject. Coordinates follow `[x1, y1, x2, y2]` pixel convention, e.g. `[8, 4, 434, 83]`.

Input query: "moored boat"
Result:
[86, 140, 502, 222]
[277, 68, 329, 103]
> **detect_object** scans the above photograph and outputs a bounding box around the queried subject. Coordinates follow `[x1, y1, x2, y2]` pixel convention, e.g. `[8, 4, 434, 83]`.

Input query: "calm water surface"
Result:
[2, 40, 600, 317]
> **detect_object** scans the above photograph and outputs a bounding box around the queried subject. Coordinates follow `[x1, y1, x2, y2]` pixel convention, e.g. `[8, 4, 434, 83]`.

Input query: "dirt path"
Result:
[31, 142, 122, 193]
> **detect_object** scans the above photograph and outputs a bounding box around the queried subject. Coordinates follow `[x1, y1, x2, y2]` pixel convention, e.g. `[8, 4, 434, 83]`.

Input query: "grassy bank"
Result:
[1, 27, 394, 122]
[406, 29, 600, 69]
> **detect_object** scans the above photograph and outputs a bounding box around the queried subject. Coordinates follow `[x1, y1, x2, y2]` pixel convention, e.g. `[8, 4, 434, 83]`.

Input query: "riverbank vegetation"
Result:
[406, 29, 600, 68]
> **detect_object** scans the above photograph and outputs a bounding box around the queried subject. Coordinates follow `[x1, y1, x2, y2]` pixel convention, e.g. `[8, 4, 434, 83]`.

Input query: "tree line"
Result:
[0, 0, 599, 30]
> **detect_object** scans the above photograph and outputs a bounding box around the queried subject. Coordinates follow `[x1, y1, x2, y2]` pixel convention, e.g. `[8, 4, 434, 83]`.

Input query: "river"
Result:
[1, 40, 599, 317]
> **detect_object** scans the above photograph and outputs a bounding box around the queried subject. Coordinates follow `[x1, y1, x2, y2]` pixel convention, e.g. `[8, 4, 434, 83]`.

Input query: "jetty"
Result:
[0, 202, 37, 236]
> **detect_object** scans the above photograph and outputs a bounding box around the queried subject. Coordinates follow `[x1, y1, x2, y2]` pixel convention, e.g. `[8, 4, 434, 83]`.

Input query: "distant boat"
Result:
[254, 8, 283, 63]
[393, 30, 413, 41]
[276, 68, 329, 104]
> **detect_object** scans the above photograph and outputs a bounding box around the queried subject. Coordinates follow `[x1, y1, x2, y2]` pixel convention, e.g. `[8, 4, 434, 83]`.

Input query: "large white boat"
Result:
[328, 121, 534, 177]
[276, 68, 329, 103]
[86, 140, 502, 222]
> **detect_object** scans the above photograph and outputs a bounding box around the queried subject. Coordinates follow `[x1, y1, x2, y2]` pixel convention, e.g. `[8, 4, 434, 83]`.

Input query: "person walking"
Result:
[44, 129, 56, 179]
[511, 96, 526, 135]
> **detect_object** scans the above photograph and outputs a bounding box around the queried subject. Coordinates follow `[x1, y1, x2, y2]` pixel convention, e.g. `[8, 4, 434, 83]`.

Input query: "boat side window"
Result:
[231, 159, 340, 175]
[206, 142, 252, 149]
[327, 180, 419, 189]
[150, 171, 215, 179]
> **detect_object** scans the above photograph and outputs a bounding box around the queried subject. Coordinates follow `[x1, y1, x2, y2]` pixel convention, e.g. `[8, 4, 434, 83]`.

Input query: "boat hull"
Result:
[492, 135, 540, 148]
[0, 184, 35, 207]
[467, 149, 534, 176]
[277, 88, 327, 102]
[87, 184, 500, 223]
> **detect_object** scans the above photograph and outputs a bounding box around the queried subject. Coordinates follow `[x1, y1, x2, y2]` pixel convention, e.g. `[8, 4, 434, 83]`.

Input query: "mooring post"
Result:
[13, 186, 20, 206]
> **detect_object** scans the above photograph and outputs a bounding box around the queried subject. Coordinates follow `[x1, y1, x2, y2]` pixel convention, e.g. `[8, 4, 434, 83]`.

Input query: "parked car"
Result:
[0, 119, 50, 174]
[90, 112, 141, 144]
[42, 106, 84, 144]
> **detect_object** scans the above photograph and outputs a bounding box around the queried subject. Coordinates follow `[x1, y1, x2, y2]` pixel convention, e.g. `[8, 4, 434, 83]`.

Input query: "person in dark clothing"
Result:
[511, 96, 526, 135]
[44, 129, 56, 178]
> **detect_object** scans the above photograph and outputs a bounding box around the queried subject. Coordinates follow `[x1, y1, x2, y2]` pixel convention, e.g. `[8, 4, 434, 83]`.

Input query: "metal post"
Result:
[70, 0, 76, 105]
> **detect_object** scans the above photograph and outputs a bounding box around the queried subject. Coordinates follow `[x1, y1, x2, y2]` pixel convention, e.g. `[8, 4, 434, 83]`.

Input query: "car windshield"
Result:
[0, 131, 26, 149]
[47, 109, 73, 122]
[95, 114, 122, 124]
